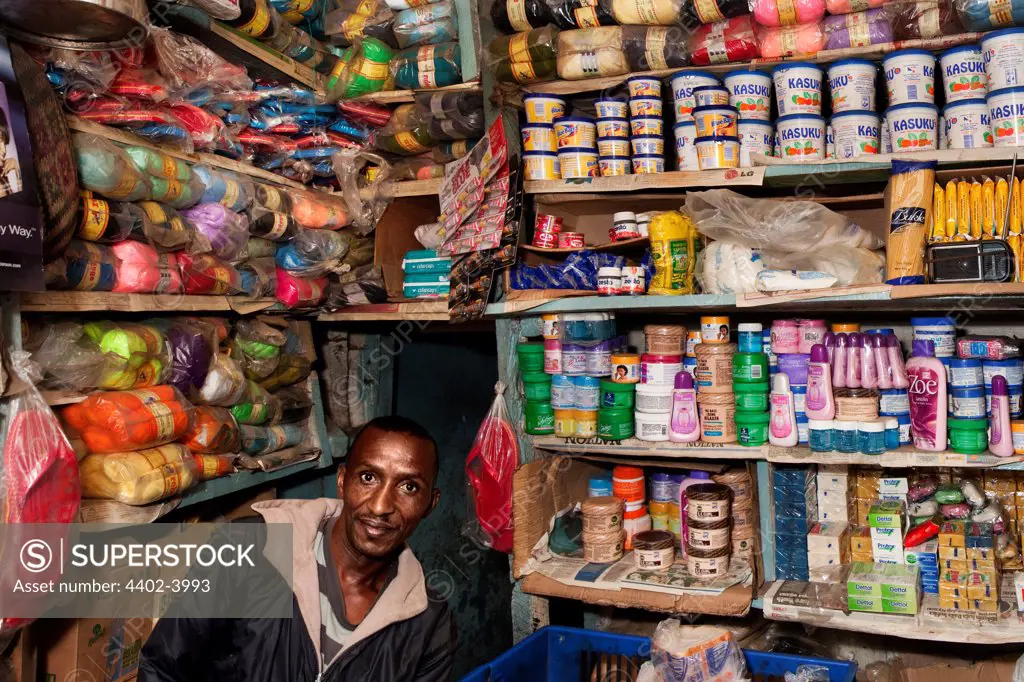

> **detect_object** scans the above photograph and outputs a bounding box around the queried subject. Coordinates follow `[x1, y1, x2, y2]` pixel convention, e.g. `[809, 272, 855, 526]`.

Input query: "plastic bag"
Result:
[393, 0, 458, 47]
[290, 188, 350, 229]
[197, 352, 249, 406]
[183, 406, 242, 454]
[73, 133, 151, 202]
[276, 228, 351, 277]
[240, 423, 305, 455]
[326, 37, 394, 100]
[51, 240, 119, 291]
[159, 318, 217, 399]
[276, 268, 329, 308]
[194, 166, 255, 212]
[332, 148, 391, 235]
[79, 444, 198, 505]
[490, 0, 552, 31]
[826, 0, 882, 13]
[82, 321, 170, 390]
[25, 321, 107, 391]
[171, 103, 227, 150]
[233, 319, 287, 379]
[651, 622, 747, 682]
[649, 211, 698, 295]
[598, 0, 683, 22]
[152, 25, 253, 99]
[750, 0, 825, 26]
[822, 10, 890, 49]
[259, 353, 313, 391]
[464, 382, 519, 553]
[889, 0, 962, 37]
[685, 189, 885, 289]
[109, 67, 168, 102]
[182, 203, 251, 262]
[247, 236, 279, 260]
[178, 252, 243, 294]
[681, 0, 750, 24]
[414, 90, 483, 122]
[326, 265, 388, 307]
[137, 200, 204, 253]
[230, 380, 283, 425]
[277, 384, 314, 423]
[549, 0, 617, 28]
[75, 191, 144, 243]
[689, 16, 759, 65]
[488, 27, 557, 84]
[239, 257, 279, 297]
[61, 386, 195, 454]
[393, 42, 462, 89]
[111, 241, 184, 294]
[556, 26, 690, 80]
[756, 22, 825, 59]
[192, 453, 236, 481]
[325, 0, 398, 47]
[434, 139, 476, 163]
[249, 207, 300, 241]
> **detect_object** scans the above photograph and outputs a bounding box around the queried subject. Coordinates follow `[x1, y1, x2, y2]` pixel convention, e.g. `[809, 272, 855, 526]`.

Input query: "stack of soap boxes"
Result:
[847, 562, 921, 615]
[905, 540, 939, 594]
[869, 501, 908, 564]
[817, 464, 854, 523]
[774, 466, 816, 581]
[809, 465, 852, 570]
[402, 249, 452, 299]
[938, 521, 1000, 612]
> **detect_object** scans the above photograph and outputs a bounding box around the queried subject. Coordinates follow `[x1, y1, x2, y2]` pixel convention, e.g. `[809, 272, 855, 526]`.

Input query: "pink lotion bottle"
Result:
[832, 333, 848, 388]
[872, 335, 893, 390]
[769, 373, 798, 447]
[805, 344, 836, 420]
[846, 333, 863, 388]
[669, 371, 701, 443]
[990, 375, 1014, 457]
[888, 335, 910, 389]
[907, 339, 947, 452]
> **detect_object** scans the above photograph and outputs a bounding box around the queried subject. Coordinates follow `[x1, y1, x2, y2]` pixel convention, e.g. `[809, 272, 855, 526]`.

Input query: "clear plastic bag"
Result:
[137, 201, 205, 253]
[325, 0, 398, 48]
[73, 133, 151, 202]
[326, 265, 388, 307]
[111, 241, 184, 294]
[75, 191, 144, 243]
[259, 353, 313, 391]
[750, 0, 825, 26]
[51, 240, 119, 291]
[233, 319, 287, 379]
[276, 269, 330, 307]
[325, 37, 394, 101]
[157, 318, 218, 399]
[290, 188, 351, 229]
[889, 0, 962, 37]
[822, 9, 891, 50]
[192, 453, 237, 481]
[81, 321, 171, 391]
[178, 252, 243, 294]
[240, 423, 305, 455]
[229, 380, 283, 425]
[239, 257, 279, 297]
[276, 228, 351, 276]
[487, 26, 558, 84]
[151, 25, 253, 100]
[463, 382, 519, 553]
[60, 386, 195, 454]
[826, 0, 882, 13]
[414, 90, 483, 122]
[332, 147, 391, 235]
[79, 444, 198, 505]
[182, 203, 251, 262]
[393, 0, 458, 47]
[685, 189, 885, 289]
[689, 16, 759, 65]
[757, 22, 826, 58]
[194, 166, 255, 212]
[183, 406, 242, 454]
[651, 622, 747, 682]
[392, 42, 462, 89]
[197, 352, 249, 406]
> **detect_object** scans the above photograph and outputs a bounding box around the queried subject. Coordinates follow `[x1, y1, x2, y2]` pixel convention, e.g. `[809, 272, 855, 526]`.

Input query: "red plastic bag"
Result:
[464, 382, 519, 553]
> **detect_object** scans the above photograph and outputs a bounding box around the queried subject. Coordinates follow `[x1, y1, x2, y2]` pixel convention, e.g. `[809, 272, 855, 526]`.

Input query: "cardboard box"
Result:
[869, 501, 906, 530]
[940, 521, 967, 547]
[373, 195, 444, 299]
[40, 618, 152, 682]
[940, 545, 966, 560]
[807, 522, 850, 553]
[879, 477, 910, 494]
[1014, 572, 1024, 611]
[904, 540, 938, 568]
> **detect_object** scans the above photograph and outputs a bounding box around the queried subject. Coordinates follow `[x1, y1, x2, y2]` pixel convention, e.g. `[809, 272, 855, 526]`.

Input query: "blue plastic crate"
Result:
[460, 626, 856, 682]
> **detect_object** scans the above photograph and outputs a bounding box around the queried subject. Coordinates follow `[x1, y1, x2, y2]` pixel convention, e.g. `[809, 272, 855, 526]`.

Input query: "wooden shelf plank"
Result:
[319, 300, 450, 321]
[525, 168, 765, 194]
[349, 81, 482, 104]
[209, 22, 323, 91]
[521, 237, 648, 255]
[18, 291, 277, 313]
[532, 436, 760, 460]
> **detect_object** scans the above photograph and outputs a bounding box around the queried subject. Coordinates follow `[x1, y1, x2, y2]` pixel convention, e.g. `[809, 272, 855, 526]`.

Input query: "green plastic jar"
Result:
[948, 416, 989, 454]
[735, 410, 769, 447]
[598, 408, 634, 440]
[525, 401, 555, 435]
[522, 372, 552, 402]
[600, 379, 636, 409]
[517, 342, 545, 372]
[734, 381, 770, 411]
[732, 352, 769, 383]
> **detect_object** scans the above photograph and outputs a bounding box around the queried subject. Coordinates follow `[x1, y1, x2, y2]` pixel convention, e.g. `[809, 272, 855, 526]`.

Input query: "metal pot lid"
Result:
[0, 0, 147, 47]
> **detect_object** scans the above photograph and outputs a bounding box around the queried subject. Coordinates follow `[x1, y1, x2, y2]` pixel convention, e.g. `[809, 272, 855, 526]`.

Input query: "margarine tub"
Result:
[831, 110, 880, 159]
[596, 117, 629, 139]
[886, 102, 938, 151]
[595, 97, 628, 119]
[522, 123, 557, 152]
[695, 135, 740, 170]
[523, 94, 566, 124]
[523, 151, 560, 180]
[629, 97, 663, 118]
[693, 85, 731, 108]
[673, 121, 699, 170]
[599, 156, 631, 176]
[630, 117, 664, 137]
[773, 62, 824, 116]
[943, 98, 992, 148]
[737, 119, 774, 166]
[597, 137, 631, 157]
[776, 113, 826, 159]
[558, 147, 599, 178]
[828, 59, 877, 113]
[632, 154, 665, 174]
[554, 116, 597, 149]
[981, 28, 1024, 92]
[987, 87, 1024, 146]
[723, 69, 772, 121]
[883, 49, 936, 105]
[669, 70, 720, 121]
[631, 135, 665, 156]
[940, 46, 987, 103]
[692, 105, 739, 137]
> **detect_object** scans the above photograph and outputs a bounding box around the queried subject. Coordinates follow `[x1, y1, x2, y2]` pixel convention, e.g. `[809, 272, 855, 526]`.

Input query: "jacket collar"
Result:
[252, 498, 429, 668]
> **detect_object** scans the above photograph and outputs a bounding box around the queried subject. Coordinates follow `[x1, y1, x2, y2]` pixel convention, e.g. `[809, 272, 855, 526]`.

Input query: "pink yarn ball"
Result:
[111, 241, 183, 294]
[759, 22, 826, 58]
[753, 0, 826, 26]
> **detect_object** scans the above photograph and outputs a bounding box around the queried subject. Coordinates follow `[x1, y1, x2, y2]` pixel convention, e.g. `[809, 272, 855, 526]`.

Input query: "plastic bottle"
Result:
[872, 334, 893, 390]
[846, 333, 863, 388]
[805, 344, 836, 420]
[669, 371, 701, 443]
[907, 339, 948, 452]
[888, 335, 910, 389]
[769, 373, 798, 447]
[861, 333, 879, 389]
[832, 332, 848, 388]
[822, 331, 835, 363]
[956, 336, 1022, 360]
[678, 470, 712, 556]
[990, 375, 1014, 457]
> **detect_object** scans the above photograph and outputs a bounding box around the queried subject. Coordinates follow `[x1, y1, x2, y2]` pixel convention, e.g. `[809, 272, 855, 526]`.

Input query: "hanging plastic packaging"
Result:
[81, 321, 170, 391]
[393, 0, 458, 47]
[111, 241, 184, 294]
[240, 423, 305, 455]
[276, 268, 329, 307]
[79, 444, 198, 505]
[61, 386, 195, 454]
[197, 353, 249, 406]
[182, 203, 251, 262]
[52, 241, 119, 291]
[230, 380, 283, 425]
[193, 166, 255, 212]
[239, 257, 279, 297]
[488, 27, 558, 84]
[178, 252, 243, 295]
[183, 406, 242, 454]
[464, 382, 519, 553]
[73, 134, 151, 202]
[689, 16, 759, 65]
[392, 42, 462, 89]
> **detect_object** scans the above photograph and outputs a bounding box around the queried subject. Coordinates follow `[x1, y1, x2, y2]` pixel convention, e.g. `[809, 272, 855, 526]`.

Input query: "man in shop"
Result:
[139, 415, 456, 682]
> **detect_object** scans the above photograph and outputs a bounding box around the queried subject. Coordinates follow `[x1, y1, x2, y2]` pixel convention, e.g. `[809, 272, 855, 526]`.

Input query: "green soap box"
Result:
[868, 501, 906, 530]
[848, 595, 883, 612]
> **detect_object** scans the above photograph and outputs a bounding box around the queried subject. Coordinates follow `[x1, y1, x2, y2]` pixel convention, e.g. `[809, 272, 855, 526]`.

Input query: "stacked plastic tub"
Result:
[626, 76, 666, 174]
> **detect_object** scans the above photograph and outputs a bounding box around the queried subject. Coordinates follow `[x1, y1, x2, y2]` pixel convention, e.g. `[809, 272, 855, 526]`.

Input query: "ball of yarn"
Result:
[393, 42, 462, 90]
[62, 241, 117, 291]
[166, 323, 214, 397]
[758, 22, 826, 59]
[825, 0, 882, 13]
[752, 0, 825, 26]
[111, 241, 183, 294]
[182, 203, 250, 261]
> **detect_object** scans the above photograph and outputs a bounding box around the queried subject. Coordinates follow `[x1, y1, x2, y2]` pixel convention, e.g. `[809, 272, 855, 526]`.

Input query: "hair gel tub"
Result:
[883, 49, 936, 105]
[724, 69, 772, 121]
[776, 113, 826, 159]
[670, 70, 721, 121]
[940, 46, 987, 103]
[831, 110, 880, 159]
[773, 62, 824, 116]
[987, 87, 1024, 147]
[887, 103, 938, 151]
[943, 99, 993, 148]
[982, 29, 1024, 93]
[828, 59, 877, 113]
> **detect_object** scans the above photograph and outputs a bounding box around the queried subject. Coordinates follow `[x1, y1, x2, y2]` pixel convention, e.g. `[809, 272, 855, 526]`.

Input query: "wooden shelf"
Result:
[521, 237, 648, 255]
[318, 300, 450, 321]
[18, 291, 278, 314]
[767, 445, 1024, 469]
[349, 81, 481, 105]
[525, 168, 765, 194]
[208, 22, 324, 91]
[532, 435, 758, 460]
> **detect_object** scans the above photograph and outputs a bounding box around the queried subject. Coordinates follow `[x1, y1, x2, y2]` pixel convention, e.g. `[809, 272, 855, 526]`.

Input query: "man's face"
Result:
[337, 428, 440, 559]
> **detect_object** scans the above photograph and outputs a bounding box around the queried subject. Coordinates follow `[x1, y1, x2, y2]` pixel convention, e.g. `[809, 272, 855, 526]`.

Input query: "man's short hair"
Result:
[349, 415, 440, 479]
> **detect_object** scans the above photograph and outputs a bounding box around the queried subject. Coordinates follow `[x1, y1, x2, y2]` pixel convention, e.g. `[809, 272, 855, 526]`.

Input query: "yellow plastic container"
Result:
[574, 409, 598, 437]
[648, 211, 697, 295]
[555, 408, 576, 438]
